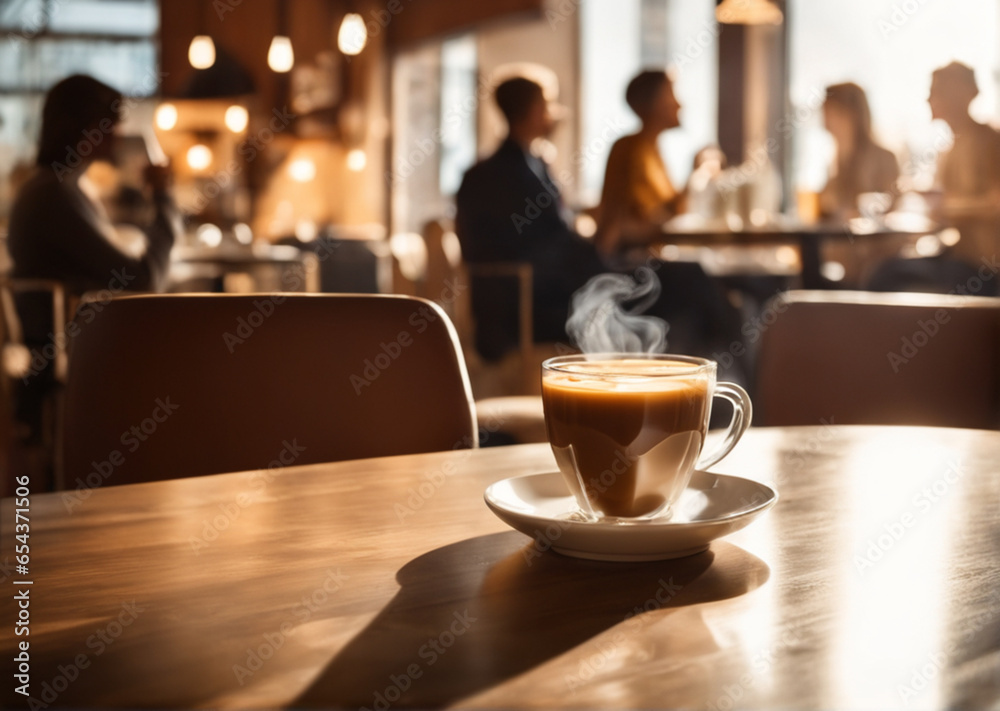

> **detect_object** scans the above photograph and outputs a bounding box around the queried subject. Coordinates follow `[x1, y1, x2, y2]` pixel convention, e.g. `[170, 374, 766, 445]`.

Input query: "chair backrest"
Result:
[755, 290, 1000, 428]
[62, 294, 478, 487]
[1, 278, 73, 383]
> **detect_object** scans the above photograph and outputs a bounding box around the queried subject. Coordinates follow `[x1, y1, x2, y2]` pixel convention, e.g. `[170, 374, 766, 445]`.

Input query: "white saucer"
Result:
[484, 471, 777, 562]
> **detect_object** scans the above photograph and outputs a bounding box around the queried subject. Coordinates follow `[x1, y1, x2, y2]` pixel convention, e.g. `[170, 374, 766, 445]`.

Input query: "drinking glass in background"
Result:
[857, 191, 893, 225]
[796, 189, 821, 225]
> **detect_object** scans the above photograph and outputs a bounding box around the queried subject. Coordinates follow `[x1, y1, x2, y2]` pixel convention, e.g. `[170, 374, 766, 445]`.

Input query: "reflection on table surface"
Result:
[1, 425, 998, 709]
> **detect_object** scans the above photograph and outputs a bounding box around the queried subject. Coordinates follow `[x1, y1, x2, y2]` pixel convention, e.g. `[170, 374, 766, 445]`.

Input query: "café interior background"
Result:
[0, 0, 997, 246]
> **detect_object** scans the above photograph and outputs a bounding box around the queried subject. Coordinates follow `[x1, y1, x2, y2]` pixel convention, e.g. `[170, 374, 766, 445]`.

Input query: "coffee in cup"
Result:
[542, 354, 751, 522]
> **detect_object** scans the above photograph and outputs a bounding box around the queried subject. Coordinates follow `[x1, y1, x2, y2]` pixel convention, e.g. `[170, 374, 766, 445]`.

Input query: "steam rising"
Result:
[566, 266, 668, 354]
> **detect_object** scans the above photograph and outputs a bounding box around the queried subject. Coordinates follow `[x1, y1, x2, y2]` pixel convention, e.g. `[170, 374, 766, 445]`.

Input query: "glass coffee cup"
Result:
[542, 353, 751, 522]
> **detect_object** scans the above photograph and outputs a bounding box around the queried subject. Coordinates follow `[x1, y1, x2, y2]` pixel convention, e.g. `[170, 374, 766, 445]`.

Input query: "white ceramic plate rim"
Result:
[483, 470, 778, 561]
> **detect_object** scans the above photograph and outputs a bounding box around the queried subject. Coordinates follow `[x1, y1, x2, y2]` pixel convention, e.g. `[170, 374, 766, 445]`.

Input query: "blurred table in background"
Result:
[280, 224, 392, 295]
[643, 216, 939, 289]
[168, 244, 320, 293]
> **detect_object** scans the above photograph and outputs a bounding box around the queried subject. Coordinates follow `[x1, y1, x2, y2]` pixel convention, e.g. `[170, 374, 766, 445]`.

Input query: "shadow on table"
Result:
[294, 530, 770, 708]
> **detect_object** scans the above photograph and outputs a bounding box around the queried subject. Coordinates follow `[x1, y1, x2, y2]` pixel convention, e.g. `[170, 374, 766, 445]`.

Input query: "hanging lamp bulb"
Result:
[268, 35, 294, 73]
[716, 0, 783, 25]
[188, 35, 216, 69]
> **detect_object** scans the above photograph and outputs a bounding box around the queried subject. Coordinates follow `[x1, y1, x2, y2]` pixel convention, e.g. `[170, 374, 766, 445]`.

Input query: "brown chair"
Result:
[1, 278, 73, 384]
[1, 278, 77, 491]
[755, 290, 1000, 428]
[62, 293, 477, 487]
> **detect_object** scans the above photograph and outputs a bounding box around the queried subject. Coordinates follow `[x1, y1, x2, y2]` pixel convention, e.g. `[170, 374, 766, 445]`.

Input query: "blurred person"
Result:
[595, 70, 684, 255]
[596, 71, 742, 376]
[927, 61, 1000, 263]
[929, 61, 1000, 202]
[819, 82, 900, 220]
[6, 74, 178, 455]
[8, 74, 178, 299]
[455, 76, 603, 361]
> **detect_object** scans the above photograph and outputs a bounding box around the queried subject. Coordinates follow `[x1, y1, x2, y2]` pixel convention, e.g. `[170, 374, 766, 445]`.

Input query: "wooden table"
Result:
[647, 223, 930, 288]
[3, 426, 999, 709]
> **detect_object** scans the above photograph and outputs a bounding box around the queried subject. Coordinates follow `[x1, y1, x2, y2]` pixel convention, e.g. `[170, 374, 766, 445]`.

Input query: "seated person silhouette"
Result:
[595, 70, 684, 255]
[927, 61, 1000, 264]
[819, 82, 899, 220]
[455, 76, 602, 361]
[9, 74, 177, 300]
[7, 74, 179, 442]
[593, 70, 741, 369]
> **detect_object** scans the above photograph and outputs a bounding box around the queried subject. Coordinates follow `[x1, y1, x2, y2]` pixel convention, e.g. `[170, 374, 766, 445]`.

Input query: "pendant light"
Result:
[188, 3, 216, 69]
[338, 13, 367, 56]
[716, 0, 783, 25]
[268, 0, 294, 73]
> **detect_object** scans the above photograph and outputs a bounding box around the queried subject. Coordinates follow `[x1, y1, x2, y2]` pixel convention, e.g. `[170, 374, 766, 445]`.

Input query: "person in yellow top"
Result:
[596, 70, 683, 255]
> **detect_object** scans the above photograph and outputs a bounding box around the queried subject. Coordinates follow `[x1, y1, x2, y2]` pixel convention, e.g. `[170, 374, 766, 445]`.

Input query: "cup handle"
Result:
[696, 381, 752, 471]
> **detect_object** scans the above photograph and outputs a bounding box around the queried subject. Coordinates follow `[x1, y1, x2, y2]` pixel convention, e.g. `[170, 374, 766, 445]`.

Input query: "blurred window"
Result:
[788, 0, 999, 193]
[0, 0, 159, 219]
[579, 0, 718, 205]
[439, 35, 477, 197]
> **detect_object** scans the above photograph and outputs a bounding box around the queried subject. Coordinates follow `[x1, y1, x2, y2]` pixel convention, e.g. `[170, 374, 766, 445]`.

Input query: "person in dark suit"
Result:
[455, 76, 603, 361]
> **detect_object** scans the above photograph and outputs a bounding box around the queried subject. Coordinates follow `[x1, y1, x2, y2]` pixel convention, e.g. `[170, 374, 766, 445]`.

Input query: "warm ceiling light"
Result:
[288, 158, 316, 183]
[346, 148, 367, 172]
[224, 105, 249, 133]
[155, 103, 178, 131]
[716, 0, 783, 25]
[186, 144, 213, 171]
[338, 13, 367, 55]
[188, 35, 216, 69]
[268, 35, 294, 73]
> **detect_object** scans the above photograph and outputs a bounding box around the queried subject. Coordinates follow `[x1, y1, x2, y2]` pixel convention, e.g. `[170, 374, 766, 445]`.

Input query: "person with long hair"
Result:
[8, 74, 178, 296]
[819, 82, 899, 219]
[7, 74, 178, 453]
